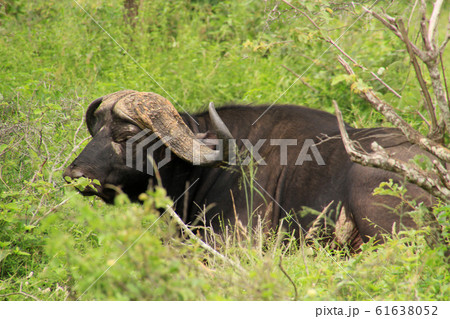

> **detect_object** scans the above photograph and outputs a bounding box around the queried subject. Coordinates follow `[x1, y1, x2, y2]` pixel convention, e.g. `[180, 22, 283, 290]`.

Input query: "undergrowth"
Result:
[0, 0, 449, 300]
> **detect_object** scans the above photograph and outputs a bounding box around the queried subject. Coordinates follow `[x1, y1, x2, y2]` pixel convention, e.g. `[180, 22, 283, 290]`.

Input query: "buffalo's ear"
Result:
[86, 96, 104, 136]
[86, 90, 137, 136]
[195, 131, 219, 150]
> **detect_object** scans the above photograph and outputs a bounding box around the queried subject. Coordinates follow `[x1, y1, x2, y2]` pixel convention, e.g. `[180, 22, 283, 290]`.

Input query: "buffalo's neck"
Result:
[157, 109, 247, 224]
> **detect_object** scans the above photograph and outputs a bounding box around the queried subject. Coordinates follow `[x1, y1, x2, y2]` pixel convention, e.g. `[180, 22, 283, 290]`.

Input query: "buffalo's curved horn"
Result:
[208, 102, 235, 162]
[115, 92, 231, 166]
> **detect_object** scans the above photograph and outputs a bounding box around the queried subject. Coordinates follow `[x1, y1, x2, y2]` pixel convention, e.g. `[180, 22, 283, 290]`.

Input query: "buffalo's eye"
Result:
[111, 122, 141, 143]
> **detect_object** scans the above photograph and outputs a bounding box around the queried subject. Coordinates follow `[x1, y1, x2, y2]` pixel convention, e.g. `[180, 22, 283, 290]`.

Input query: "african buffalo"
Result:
[64, 90, 438, 250]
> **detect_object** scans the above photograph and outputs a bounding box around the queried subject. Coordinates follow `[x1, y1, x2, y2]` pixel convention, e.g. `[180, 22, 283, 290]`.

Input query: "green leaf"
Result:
[331, 74, 354, 86]
[0, 241, 12, 248]
[24, 225, 37, 231]
[350, 79, 371, 94]
[0, 249, 11, 262]
[13, 247, 30, 256]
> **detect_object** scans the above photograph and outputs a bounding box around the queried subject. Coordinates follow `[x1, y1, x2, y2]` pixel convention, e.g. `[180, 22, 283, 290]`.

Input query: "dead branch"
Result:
[337, 56, 450, 163]
[31, 198, 70, 226]
[428, 0, 444, 49]
[440, 52, 450, 111]
[420, 0, 433, 51]
[397, 19, 440, 135]
[366, 2, 450, 137]
[408, 0, 420, 28]
[333, 100, 450, 201]
[281, 0, 321, 31]
[439, 12, 450, 52]
[166, 205, 246, 274]
[363, 5, 427, 60]
[432, 159, 450, 188]
[0, 282, 40, 301]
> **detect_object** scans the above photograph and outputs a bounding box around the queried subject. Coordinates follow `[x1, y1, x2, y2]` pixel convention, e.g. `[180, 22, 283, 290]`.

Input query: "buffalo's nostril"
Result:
[63, 167, 86, 182]
[71, 169, 86, 179]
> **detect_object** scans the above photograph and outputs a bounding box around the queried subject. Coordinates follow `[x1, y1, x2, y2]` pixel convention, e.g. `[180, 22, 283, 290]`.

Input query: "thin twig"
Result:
[0, 291, 40, 301]
[31, 198, 70, 226]
[440, 52, 450, 111]
[0, 166, 11, 191]
[281, 0, 321, 31]
[166, 205, 246, 273]
[278, 254, 298, 301]
[397, 19, 439, 134]
[54, 136, 90, 172]
[363, 5, 427, 60]
[419, 0, 433, 51]
[416, 110, 431, 129]
[282, 0, 402, 98]
[0, 283, 40, 301]
[408, 0, 419, 29]
[427, 0, 444, 48]
[281, 65, 318, 92]
[438, 12, 450, 52]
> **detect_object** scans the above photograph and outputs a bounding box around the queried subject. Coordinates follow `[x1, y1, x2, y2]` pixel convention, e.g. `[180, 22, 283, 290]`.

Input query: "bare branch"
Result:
[363, 5, 402, 38]
[423, 59, 450, 138]
[281, 0, 321, 31]
[333, 100, 450, 202]
[337, 56, 450, 163]
[439, 12, 450, 52]
[397, 19, 440, 135]
[0, 282, 41, 301]
[428, 0, 444, 49]
[166, 205, 246, 273]
[31, 198, 70, 226]
[408, 0, 419, 28]
[364, 6, 427, 60]
[420, 0, 433, 51]
[368, 70, 402, 99]
[440, 52, 450, 111]
[432, 159, 450, 188]
[416, 110, 431, 129]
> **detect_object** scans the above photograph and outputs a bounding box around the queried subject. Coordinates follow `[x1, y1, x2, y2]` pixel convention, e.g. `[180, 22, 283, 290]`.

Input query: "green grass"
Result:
[0, 0, 449, 300]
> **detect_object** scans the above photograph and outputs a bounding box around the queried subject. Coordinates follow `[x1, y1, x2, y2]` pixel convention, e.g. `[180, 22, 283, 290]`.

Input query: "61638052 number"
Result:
[375, 305, 438, 316]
